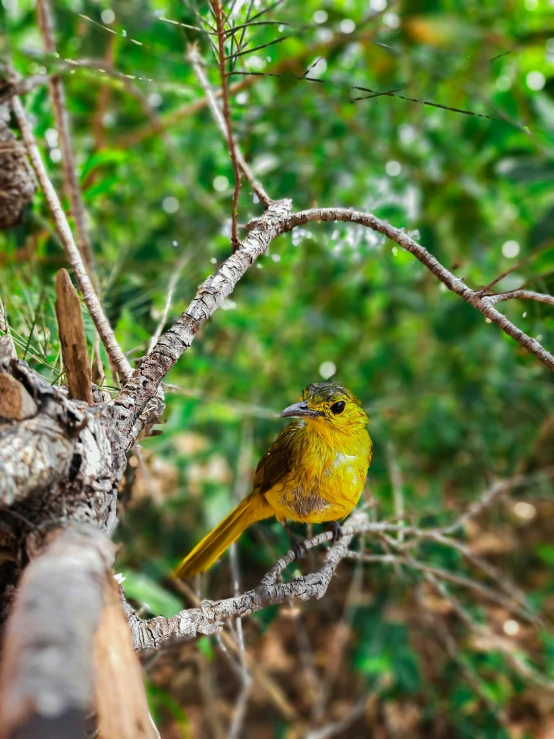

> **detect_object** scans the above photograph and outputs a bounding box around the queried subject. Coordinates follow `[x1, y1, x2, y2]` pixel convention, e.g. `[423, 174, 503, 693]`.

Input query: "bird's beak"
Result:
[280, 401, 323, 419]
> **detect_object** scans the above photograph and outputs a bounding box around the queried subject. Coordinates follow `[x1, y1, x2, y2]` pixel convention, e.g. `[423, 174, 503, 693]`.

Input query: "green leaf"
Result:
[122, 571, 182, 617]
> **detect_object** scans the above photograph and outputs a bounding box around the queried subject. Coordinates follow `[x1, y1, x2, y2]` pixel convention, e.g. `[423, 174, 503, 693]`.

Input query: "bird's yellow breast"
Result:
[263, 424, 371, 524]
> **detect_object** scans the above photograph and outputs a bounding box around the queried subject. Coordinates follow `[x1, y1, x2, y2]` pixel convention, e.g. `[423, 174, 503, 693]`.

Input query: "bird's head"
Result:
[280, 382, 368, 430]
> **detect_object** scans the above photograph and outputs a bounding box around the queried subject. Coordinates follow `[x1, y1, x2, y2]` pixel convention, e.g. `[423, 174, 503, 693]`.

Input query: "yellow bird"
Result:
[174, 382, 372, 578]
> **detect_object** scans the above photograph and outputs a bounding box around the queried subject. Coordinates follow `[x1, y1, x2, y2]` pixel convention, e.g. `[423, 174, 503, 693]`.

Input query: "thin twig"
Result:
[487, 290, 554, 307]
[305, 695, 367, 739]
[188, 46, 272, 210]
[10, 96, 132, 382]
[227, 423, 252, 739]
[148, 253, 189, 353]
[427, 574, 554, 691]
[343, 552, 540, 625]
[212, 1, 243, 249]
[36, 0, 96, 278]
[386, 440, 405, 543]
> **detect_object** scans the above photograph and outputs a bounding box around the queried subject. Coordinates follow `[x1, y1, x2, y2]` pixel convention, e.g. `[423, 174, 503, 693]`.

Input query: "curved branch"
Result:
[285, 208, 554, 372]
[487, 290, 554, 307]
[124, 470, 547, 653]
[124, 513, 366, 652]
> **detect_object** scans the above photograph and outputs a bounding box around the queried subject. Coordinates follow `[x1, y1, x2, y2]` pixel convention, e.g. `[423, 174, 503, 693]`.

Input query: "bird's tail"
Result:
[173, 494, 273, 579]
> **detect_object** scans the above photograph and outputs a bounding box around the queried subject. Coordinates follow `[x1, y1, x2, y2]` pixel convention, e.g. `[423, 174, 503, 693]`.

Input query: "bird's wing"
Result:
[253, 421, 304, 497]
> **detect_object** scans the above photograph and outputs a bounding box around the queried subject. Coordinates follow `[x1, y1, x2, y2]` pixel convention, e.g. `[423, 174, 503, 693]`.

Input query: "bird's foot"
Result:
[328, 521, 344, 545]
[285, 527, 308, 561]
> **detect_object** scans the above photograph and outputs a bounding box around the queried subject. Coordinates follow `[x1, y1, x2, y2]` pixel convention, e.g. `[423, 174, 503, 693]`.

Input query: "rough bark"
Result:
[0, 360, 86, 508]
[111, 198, 292, 453]
[124, 516, 361, 652]
[0, 524, 156, 739]
[0, 102, 35, 230]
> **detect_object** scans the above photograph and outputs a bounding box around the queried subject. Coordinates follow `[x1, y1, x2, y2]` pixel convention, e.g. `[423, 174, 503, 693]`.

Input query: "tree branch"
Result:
[123, 465, 551, 678]
[285, 208, 554, 372]
[10, 95, 132, 382]
[487, 290, 554, 307]
[36, 0, 96, 277]
[111, 198, 291, 445]
[0, 524, 157, 739]
[188, 45, 272, 209]
[124, 512, 365, 652]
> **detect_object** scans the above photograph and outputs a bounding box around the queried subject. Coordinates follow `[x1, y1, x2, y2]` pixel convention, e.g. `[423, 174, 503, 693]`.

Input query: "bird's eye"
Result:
[330, 400, 346, 415]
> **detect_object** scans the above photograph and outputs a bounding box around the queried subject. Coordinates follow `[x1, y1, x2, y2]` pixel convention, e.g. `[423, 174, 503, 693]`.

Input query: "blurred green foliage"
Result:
[2, 0, 554, 735]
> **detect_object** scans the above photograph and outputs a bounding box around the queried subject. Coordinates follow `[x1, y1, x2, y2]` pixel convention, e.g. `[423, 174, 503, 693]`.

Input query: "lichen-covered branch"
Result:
[111, 198, 292, 447]
[124, 513, 363, 652]
[123, 468, 547, 653]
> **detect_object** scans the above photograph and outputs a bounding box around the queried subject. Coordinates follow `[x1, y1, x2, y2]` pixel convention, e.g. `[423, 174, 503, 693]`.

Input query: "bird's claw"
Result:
[290, 534, 308, 561]
[329, 521, 344, 544]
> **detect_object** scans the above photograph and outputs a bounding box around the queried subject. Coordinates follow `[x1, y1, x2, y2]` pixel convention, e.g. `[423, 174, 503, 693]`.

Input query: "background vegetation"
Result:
[2, 0, 554, 736]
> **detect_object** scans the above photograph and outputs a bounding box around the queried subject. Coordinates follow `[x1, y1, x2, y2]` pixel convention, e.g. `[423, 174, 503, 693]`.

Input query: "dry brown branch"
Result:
[188, 46, 272, 208]
[55, 269, 93, 404]
[10, 96, 132, 382]
[36, 0, 96, 277]
[120, 26, 384, 148]
[0, 525, 105, 738]
[94, 574, 158, 739]
[212, 1, 242, 248]
[0, 524, 157, 739]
